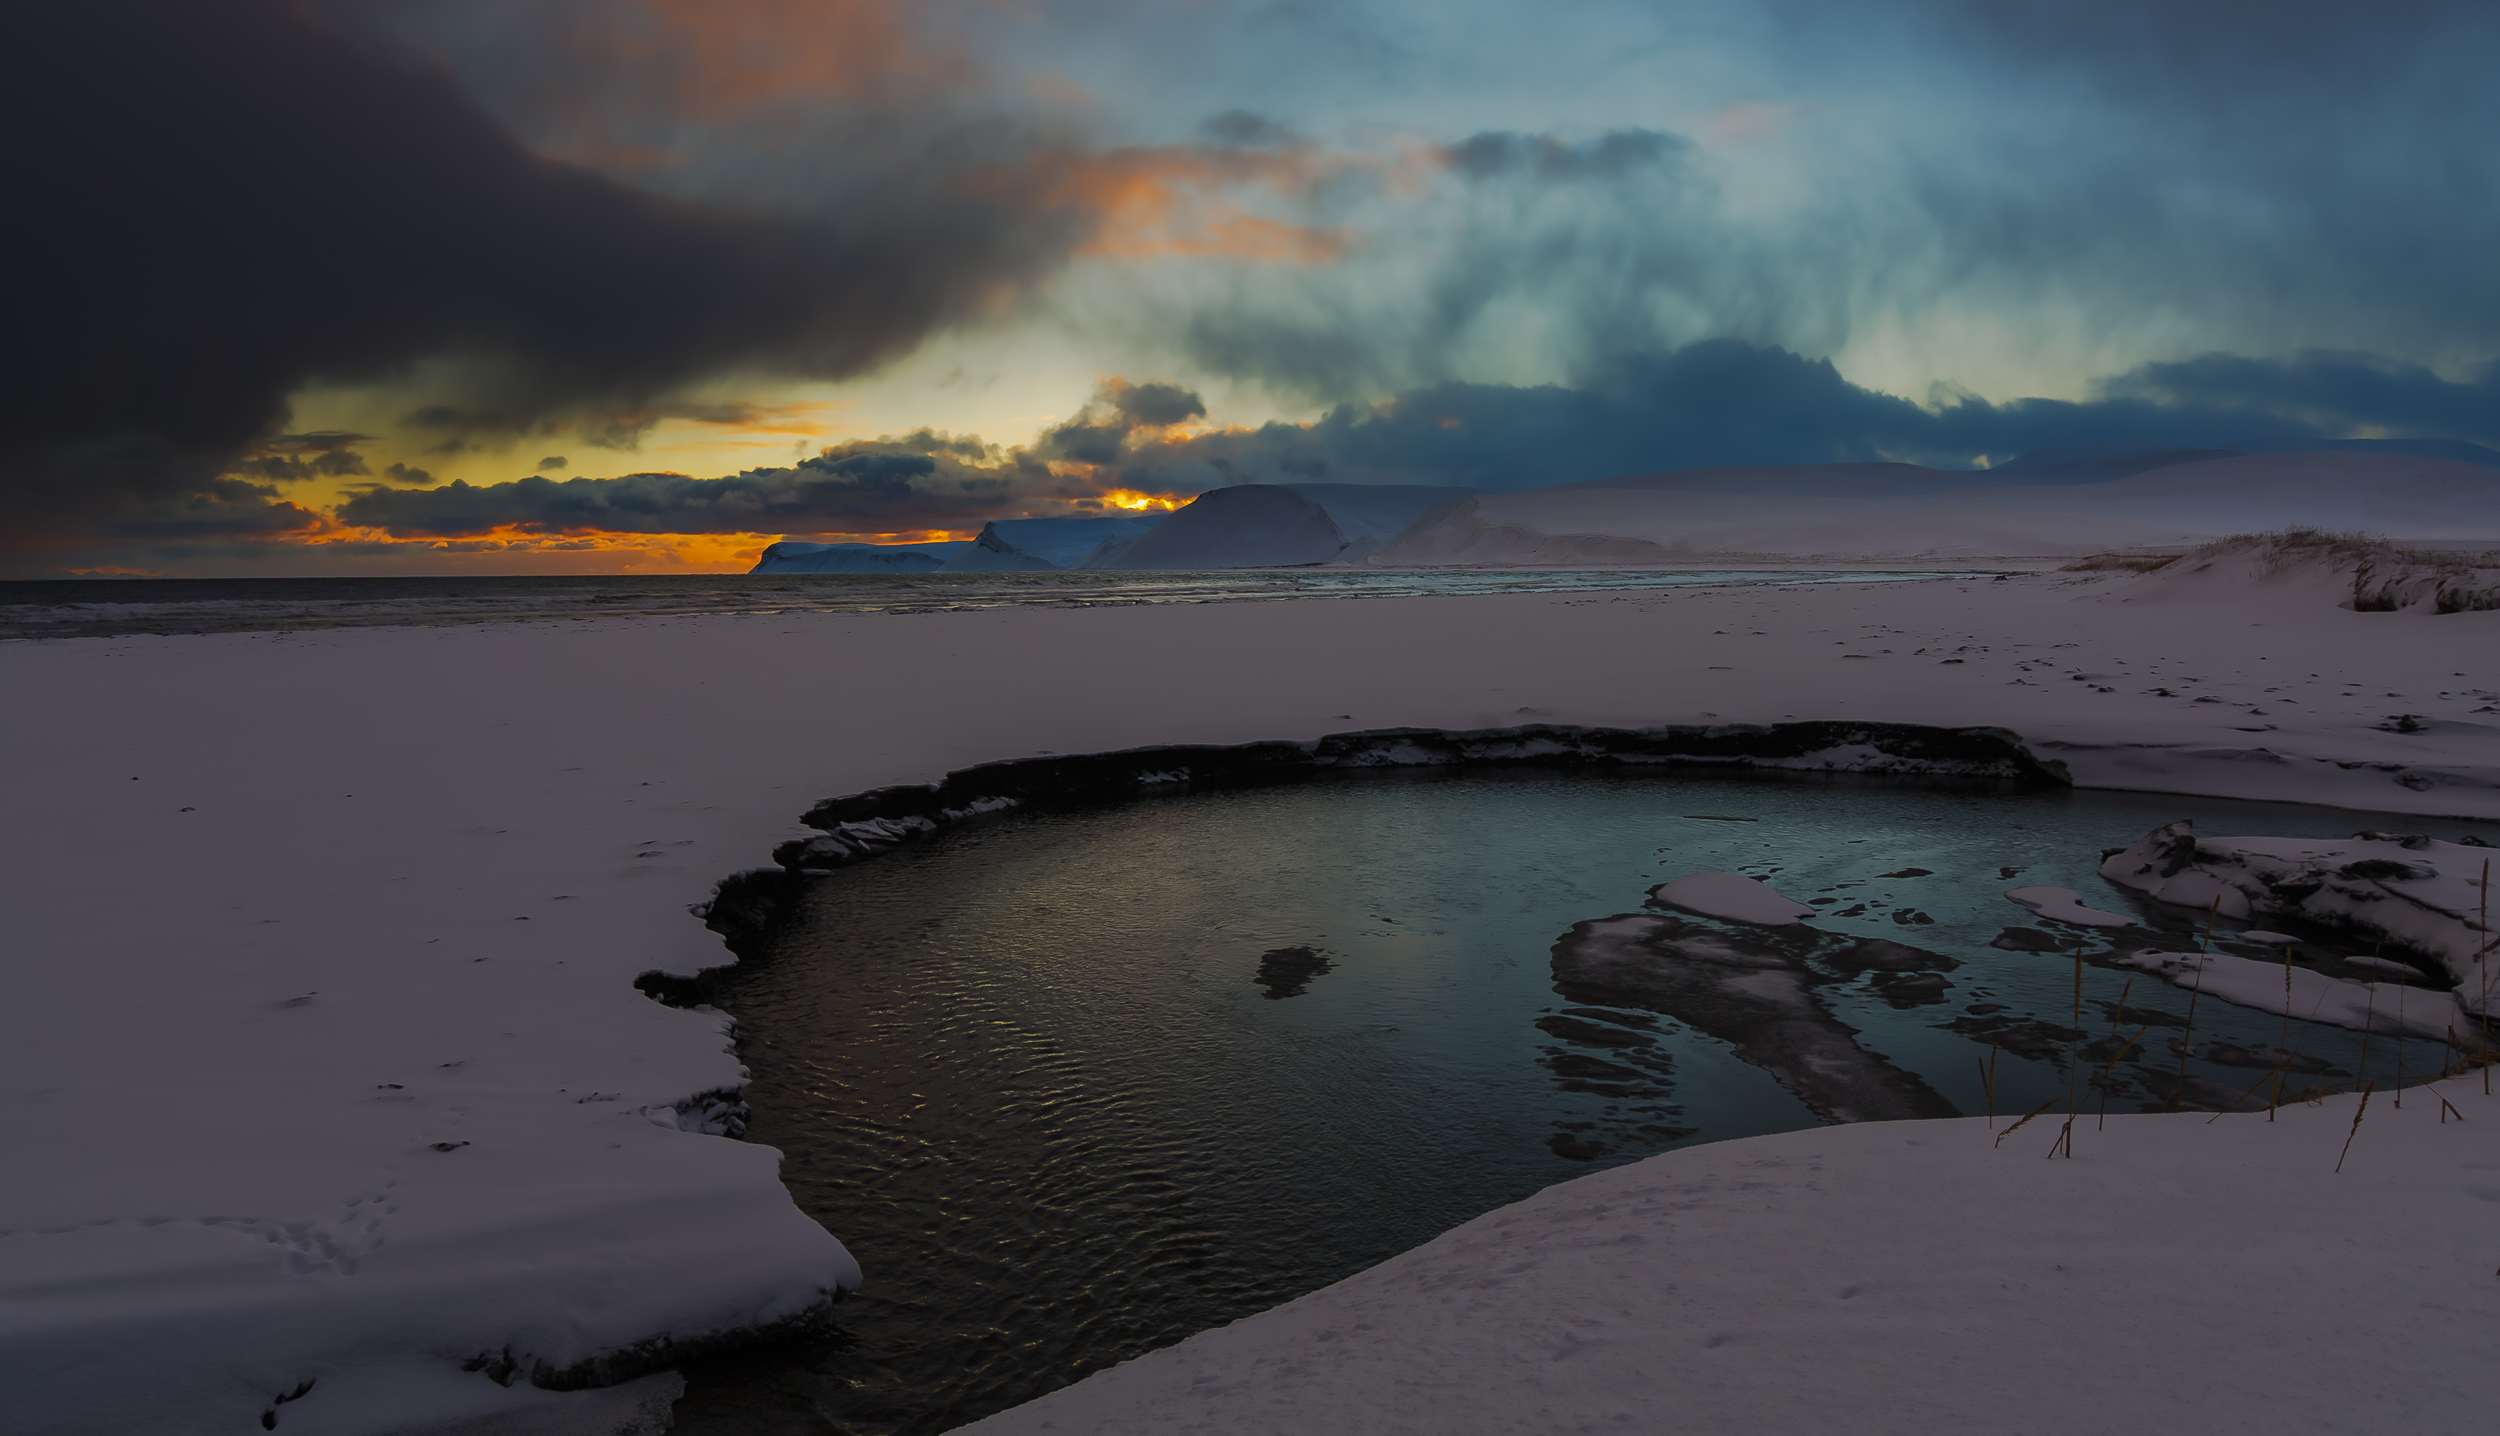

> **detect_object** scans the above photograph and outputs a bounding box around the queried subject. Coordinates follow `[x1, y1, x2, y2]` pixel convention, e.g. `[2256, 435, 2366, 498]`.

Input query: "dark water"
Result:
[0, 568, 1977, 639]
[669, 772, 2492, 1435]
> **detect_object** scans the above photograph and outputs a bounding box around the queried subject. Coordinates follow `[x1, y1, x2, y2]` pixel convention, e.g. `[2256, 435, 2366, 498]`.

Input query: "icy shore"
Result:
[4, 554, 2497, 1433]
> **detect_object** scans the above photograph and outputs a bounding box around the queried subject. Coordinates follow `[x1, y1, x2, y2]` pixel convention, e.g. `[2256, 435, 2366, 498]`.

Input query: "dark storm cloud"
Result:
[1776, 0, 2500, 349]
[1111, 383, 1208, 428]
[335, 433, 1065, 538]
[1107, 342, 2500, 492]
[329, 342, 2500, 540]
[1034, 380, 1211, 463]
[1149, 5, 2500, 412]
[1, 1, 1078, 552]
[1442, 129, 1689, 181]
[230, 432, 379, 483]
[1198, 111, 1300, 149]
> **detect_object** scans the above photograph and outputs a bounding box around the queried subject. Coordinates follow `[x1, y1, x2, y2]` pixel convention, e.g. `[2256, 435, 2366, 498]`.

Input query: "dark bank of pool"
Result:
[666, 770, 2489, 1435]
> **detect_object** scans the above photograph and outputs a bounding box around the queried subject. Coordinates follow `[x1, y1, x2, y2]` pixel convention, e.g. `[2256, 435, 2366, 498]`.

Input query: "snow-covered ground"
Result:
[959, 1075, 2500, 1436]
[5, 546, 2498, 1435]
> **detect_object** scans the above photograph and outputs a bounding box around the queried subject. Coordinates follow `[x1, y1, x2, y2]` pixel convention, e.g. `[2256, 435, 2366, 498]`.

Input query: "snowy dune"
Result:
[5, 558, 2499, 1434]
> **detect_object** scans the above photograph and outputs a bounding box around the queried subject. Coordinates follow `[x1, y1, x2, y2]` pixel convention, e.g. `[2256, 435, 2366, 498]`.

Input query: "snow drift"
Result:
[2100, 530, 2500, 614]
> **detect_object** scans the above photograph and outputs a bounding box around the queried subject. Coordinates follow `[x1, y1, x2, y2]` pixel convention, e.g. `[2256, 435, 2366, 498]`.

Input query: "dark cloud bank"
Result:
[344, 341, 2500, 540]
[10, 1, 2499, 567]
[2, 0, 1072, 555]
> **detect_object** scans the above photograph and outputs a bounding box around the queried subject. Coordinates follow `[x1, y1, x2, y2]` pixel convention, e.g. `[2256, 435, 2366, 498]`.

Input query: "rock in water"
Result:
[1551, 913, 1959, 1124]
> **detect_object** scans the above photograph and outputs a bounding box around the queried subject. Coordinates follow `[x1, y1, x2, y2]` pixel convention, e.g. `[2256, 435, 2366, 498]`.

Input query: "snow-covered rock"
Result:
[2003, 885, 2141, 927]
[2111, 947, 2478, 1046]
[2099, 820, 2498, 1011]
[1651, 871, 1817, 925]
[748, 540, 968, 574]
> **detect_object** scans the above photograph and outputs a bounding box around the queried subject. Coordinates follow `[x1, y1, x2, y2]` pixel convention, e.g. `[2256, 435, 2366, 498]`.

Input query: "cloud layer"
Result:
[11, 0, 2499, 574]
[4, 0, 1077, 552]
[321, 344, 2500, 544]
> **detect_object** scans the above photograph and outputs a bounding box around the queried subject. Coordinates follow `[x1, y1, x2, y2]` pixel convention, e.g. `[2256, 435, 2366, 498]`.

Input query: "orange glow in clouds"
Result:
[1096, 489, 1181, 512]
[582, 0, 950, 120]
[1032, 145, 1374, 264]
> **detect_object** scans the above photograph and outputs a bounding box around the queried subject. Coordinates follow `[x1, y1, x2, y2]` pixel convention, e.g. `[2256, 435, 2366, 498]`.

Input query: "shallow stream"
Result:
[669, 771, 2492, 1434]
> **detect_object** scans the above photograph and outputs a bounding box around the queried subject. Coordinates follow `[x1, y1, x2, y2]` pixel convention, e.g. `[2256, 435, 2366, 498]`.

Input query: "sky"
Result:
[9, 0, 2500, 577]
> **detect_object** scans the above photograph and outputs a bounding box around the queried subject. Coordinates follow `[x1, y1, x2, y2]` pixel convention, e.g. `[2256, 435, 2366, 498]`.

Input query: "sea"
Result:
[0, 568, 1983, 640]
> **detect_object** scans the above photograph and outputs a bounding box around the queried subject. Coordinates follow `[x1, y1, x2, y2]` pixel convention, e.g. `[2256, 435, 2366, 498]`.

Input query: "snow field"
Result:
[4, 556, 2497, 1433]
[960, 1076, 2500, 1436]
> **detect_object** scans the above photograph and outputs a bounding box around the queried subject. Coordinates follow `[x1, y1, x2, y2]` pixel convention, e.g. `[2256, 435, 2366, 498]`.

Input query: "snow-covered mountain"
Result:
[944, 515, 1165, 571]
[1089, 484, 1481, 569]
[1363, 451, 2500, 565]
[750, 540, 971, 573]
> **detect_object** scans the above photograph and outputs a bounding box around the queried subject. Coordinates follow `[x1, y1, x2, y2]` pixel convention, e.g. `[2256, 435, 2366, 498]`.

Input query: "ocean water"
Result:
[0, 568, 1978, 640]
[667, 770, 2486, 1435]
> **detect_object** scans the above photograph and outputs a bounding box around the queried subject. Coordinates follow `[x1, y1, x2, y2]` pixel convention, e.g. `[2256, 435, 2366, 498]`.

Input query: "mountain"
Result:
[941, 515, 1167, 571]
[749, 540, 970, 574]
[1362, 451, 2500, 565]
[1088, 484, 1482, 569]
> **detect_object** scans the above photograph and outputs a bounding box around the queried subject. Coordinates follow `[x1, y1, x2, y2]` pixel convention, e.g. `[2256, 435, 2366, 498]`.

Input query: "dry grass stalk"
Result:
[2210, 1056, 2297, 1124]
[2394, 972, 2408, 1108]
[2098, 977, 2135, 1130]
[2170, 945, 2209, 1114]
[2055, 949, 2084, 1158]
[1978, 1043, 2001, 1129]
[2096, 1026, 2149, 1132]
[1996, 1097, 2059, 1148]
[2358, 982, 2376, 1086]
[2335, 1082, 2375, 1174]
[2482, 858, 2493, 1095]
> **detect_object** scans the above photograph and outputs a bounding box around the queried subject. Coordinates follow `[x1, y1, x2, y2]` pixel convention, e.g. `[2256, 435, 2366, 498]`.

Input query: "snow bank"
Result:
[1651, 871, 1816, 924]
[2099, 820, 2498, 1011]
[962, 1078, 2500, 1435]
[2109, 947, 2480, 1047]
[2104, 530, 2500, 614]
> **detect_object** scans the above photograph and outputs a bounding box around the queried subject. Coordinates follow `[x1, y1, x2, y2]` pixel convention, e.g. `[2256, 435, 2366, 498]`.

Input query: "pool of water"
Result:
[667, 771, 2491, 1434]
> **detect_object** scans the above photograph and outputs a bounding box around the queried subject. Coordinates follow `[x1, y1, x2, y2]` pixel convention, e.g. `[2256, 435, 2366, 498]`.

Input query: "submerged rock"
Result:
[1550, 913, 1960, 1124]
